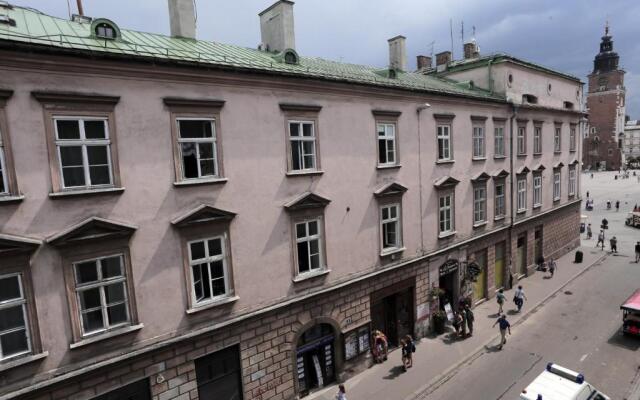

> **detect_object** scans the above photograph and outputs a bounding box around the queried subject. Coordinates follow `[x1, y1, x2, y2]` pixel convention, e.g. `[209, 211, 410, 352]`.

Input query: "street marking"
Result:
[580, 353, 589, 362]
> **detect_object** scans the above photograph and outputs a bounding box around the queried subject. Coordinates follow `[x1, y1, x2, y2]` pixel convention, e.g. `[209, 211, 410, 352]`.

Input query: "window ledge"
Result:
[473, 221, 487, 228]
[553, 197, 561, 202]
[0, 194, 25, 203]
[517, 154, 527, 158]
[472, 157, 487, 161]
[0, 351, 48, 373]
[50, 187, 125, 199]
[533, 152, 542, 157]
[173, 177, 228, 187]
[69, 324, 143, 349]
[554, 151, 562, 154]
[494, 215, 505, 221]
[569, 149, 577, 153]
[516, 208, 527, 214]
[292, 269, 330, 283]
[438, 231, 456, 239]
[186, 295, 239, 315]
[376, 164, 402, 170]
[493, 155, 506, 159]
[380, 246, 406, 257]
[436, 159, 455, 164]
[286, 170, 324, 177]
[533, 204, 542, 209]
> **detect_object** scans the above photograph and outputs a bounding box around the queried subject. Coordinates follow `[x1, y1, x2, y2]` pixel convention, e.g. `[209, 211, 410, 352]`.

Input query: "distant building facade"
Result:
[623, 120, 640, 161]
[0, 2, 582, 400]
[583, 24, 626, 170]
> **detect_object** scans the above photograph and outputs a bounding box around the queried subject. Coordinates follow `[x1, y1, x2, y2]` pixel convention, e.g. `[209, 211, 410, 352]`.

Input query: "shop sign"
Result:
[439, 259, 459, 276]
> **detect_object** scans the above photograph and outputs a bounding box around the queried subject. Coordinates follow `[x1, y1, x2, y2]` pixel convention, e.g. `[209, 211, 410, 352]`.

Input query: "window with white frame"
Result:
[554, 127, 561, 152]
[533, 174, 542, 207]
[494, 182, 505, 218]
[533, 126, 542, 154]
[0, 134, 6, 195]
[473, 186, 486, 224]
[54, 118, 113, 189]
[73, 255, 130, 336]
[437, 124, 452, 161]
[494, 126, 505, 157]
[188, 236, 229, 305]
[289, 121, 317, 171]
[517, 126, 526, 155]
[553, 171, 561, 200]
[380, 204, 402, 251]
[472, 126, 485, 159]
[177, 119, 219, 180]
[569, 167, 576, 195]
[377, 123, 397, 166]
[295, 219, 324, 275]
[438, 193, 454, 233]
[570, 126, 577, 151]
[517, 178, 527, 211]
[0, 273, 31, 360]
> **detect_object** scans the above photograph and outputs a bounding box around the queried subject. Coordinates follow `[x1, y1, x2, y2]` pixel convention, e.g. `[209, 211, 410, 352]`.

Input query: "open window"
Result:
[374, 182, 407, 257]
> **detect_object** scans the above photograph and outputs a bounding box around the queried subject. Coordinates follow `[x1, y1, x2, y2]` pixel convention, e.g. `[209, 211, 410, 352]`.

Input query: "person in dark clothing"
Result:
[615, 200, 620, 212]
[548, 257, 556, 278]
[610, 236, 618, 253]
[464, 305, 475, 336]
[492, 315, 511, 350]
[636, 242, 640, 263]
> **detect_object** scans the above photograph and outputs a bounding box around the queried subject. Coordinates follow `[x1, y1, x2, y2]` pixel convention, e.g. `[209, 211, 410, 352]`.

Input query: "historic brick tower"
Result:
[583, 23, 626, 170]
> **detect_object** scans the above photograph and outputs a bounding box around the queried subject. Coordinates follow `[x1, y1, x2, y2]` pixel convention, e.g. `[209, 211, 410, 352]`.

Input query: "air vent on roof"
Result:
[272, 48, 299, 65]
[0, 14, 15, 26]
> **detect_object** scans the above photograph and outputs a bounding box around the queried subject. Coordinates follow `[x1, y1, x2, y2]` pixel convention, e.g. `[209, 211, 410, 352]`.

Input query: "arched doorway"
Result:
[295, 323, 337, 397]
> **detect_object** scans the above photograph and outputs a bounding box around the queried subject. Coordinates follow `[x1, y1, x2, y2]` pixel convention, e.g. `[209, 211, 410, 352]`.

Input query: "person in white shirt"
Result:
[336, 384, 347, 400]
[514, 285, 527, 312]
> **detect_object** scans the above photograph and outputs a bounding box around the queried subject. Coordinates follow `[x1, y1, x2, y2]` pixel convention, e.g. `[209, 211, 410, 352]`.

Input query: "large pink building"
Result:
[0, 2, 583, 399]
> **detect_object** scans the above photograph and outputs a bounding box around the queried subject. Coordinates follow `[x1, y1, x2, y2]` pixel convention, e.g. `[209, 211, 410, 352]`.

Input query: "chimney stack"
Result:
[463, 40, 479, 59]
[435, 51, 452, 70]
[388, 35, 407, 71]
[259, 0, 295, 52]
[416, 55, 432, 70]
[168, 0, 196, 39]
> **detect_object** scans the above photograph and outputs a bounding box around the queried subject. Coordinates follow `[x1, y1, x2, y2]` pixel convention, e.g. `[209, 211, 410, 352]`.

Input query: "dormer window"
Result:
[284, 50, 298, 65]
[91, 19, 120, 40]
[523, 94, 538, 104]
[0, 14, 15, 26]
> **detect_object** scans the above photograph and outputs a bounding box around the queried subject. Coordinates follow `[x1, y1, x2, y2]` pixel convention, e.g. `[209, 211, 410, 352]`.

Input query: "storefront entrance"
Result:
[517, 234, 527, 276]
[472, 250, 487, 303]
[534, 227, 543, 264]
[494, 241, 506, 289]
[438, 260, 459, 311]
[296, 324, 335, 397]
[371, 279, 415, 348]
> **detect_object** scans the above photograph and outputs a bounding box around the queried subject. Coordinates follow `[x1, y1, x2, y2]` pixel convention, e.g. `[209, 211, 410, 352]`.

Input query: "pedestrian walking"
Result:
[496, 288, 506, 314]
[548, 257, 556, 278]
[610, 236, 618, 253]
[336, 384, 347, 400]
[514, 285, 527, 312]
[404, 335, 415, 368]
[586, 223, 592, 239]
[492, 314, 511, 350]
[400, 339, 410, 371]
[464, 305, 475, 336]
[616, 200, 620, 212]
[607, 200, 611, 210]
[459, 307, 467, 337]
[452, 312, 462, 336]
[636, 242, 640, 263]
[596, 230, 605, 250]
[586, 190, 590, 198]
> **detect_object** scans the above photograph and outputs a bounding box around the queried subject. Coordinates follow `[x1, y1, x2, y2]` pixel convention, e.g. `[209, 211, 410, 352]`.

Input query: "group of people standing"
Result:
[452, 304, 475, 338]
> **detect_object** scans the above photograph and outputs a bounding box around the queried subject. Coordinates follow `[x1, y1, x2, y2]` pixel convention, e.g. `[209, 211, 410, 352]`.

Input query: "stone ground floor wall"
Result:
[13, 203, 580, 400]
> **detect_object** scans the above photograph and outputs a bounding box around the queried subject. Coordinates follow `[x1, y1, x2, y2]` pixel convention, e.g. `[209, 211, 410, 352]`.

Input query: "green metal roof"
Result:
[437, 53, 582, 83]
[0, 4, 505, 102]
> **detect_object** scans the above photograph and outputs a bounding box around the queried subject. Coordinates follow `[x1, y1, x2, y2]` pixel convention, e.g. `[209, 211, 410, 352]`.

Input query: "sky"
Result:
[9, 0, 640, 118]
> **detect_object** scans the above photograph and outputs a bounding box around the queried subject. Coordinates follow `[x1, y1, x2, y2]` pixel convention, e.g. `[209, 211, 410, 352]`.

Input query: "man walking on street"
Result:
[597, 230, 605, 250]
[464, 305, 475, 336]
[616, 200, 620, 212]
[636, 241, 640, 263]
[496, 288, 506, 314]
[493, 314, 511, 350]
[586, 223, 592, 240]
[514, 285, 527, 312]
[610, 236, 618, 253]
[548, 257, 556, 278]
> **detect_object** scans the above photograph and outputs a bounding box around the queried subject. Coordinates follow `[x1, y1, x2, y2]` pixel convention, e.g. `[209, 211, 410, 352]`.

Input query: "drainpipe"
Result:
[487, 59, 494, 94]
[507, 100, 517, 289]
[417, 103, 432, 254]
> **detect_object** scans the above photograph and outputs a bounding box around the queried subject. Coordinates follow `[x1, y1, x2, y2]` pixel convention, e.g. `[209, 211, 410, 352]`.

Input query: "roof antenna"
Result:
[449, 18, 454, 59]
[76, 0, 84, 16]
[605, 18, 609, 35]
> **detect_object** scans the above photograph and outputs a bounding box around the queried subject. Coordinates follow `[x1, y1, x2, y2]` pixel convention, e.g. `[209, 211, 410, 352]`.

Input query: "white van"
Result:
[520, 363, 610, 400]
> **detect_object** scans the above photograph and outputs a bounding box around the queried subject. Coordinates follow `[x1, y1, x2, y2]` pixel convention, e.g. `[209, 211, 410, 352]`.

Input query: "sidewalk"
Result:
[308, 245, 606, 400]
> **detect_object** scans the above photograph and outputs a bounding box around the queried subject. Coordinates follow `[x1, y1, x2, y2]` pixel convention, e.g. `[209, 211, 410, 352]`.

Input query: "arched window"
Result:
[284, 50, 298, 65]
[91, 19, 120, 40]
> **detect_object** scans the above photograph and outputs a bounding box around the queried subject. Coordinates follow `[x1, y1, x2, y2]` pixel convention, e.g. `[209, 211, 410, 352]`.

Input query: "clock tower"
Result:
[583, 23, 625, 170]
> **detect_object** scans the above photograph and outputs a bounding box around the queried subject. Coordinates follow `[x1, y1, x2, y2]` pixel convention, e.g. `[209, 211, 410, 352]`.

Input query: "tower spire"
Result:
[605, 19, 609, 36]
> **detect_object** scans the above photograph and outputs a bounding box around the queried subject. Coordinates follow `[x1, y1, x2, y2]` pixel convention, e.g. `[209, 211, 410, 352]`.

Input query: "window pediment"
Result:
[284, 192, 331, 212]
[433, 176, 460, 189]
[569, 159, 580, 166]
[171, 204, 236, 228]
[374, 182, 408, 198]
[0, 233, 42, 256]
[47, 217, 137, 247]
[492, 169, 509, 179]
[553, 161, 565, 169]
[470, 172, 491, 182]
[533, 163, 546, 172]
[516, 166, 530, 175]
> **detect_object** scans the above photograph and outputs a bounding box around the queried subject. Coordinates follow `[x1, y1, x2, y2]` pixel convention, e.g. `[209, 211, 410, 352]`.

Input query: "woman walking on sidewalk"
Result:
[400, 339, 411, 371]
[514, 285, 527, 312]
[496, 288, 506, 314]
[547, 257, 556, 278]
[336, 384, 347, 400]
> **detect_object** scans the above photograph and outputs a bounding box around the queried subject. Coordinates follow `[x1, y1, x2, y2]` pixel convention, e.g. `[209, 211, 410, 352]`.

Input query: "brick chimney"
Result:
[259, 0, 295, 52]
[463, 40, 479, 59]
[435, 51, 452, 69]
[387, 35, 407, 71]
[168, 0, 196, 39]
[416, 55, 432, 70]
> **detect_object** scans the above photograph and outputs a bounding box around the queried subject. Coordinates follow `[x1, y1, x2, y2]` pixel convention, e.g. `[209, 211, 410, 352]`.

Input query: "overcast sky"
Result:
[10, 0, 640, 118]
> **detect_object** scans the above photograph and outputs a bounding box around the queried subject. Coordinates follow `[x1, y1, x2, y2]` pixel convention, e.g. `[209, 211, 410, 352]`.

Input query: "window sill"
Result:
[533, 152, 542, 157]
[494, 215, 505, 221]
[69, 323, 143, 349]
[554, 151, 562, 154]
[516, 209, 527, 214]
[569, 149, 577, 153]
[472, 157, 487, 161]
[493, 155, 506, 160]
[473, 221, 487, 228]
[0, 194, 25, 203]
[533, 204, 542, 209]
[186, 295, 239, 314]
[380, 246, 406, 257]
[173, 177, 228, 187]
[553, 197, 561, 202]
[516, 154, 527, 158]
[376, 164, 402, 170]
[0, 352, 48, 373]
[438, 231, 456, 239]
[292, 269, 330, 283]
[286, 170, 324, 177]
[435, 159, 455, 164]
[49, 187, 125, 199]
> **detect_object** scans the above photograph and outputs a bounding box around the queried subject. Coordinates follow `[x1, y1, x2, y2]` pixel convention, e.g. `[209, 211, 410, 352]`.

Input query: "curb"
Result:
[405, 251, 608, 400]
